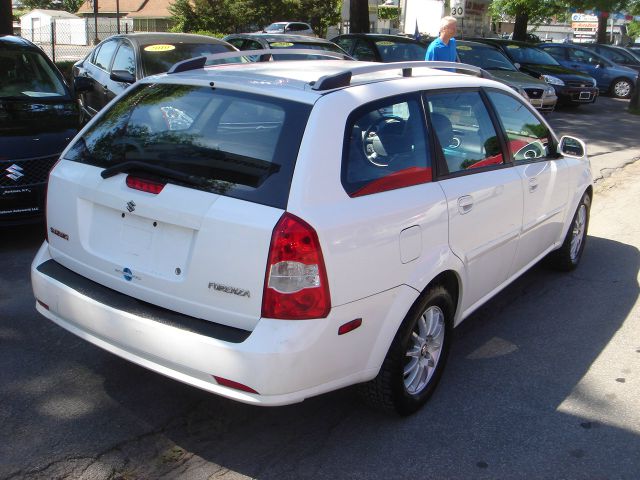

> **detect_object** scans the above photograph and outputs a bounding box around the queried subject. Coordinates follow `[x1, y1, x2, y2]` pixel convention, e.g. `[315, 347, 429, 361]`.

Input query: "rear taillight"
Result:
[261, 212, 331, 319]
[126, 175, 165, 194]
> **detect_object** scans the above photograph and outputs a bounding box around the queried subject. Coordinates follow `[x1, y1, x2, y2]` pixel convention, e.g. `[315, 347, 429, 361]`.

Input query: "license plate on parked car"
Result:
[579, 92, 591, 100]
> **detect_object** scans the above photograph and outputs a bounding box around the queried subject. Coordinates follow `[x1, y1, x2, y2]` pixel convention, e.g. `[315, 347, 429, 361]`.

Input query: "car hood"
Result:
[488, 69, 550, 89]
[518, 63, 594, 81]
[0, 99, 78, 159]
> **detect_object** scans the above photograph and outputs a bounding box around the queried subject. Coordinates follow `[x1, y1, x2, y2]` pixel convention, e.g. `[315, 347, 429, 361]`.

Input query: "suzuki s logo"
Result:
[126, 201, 136, 213]
[5, 164, 24, 182]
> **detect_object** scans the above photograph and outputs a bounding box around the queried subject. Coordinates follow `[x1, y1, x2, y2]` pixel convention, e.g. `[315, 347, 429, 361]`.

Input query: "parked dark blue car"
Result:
[0, 35, 79, 225]
[539, 43, 638, 98]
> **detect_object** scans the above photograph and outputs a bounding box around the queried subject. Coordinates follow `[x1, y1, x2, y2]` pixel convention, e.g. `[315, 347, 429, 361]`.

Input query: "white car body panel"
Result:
[31, 60, 594, 406]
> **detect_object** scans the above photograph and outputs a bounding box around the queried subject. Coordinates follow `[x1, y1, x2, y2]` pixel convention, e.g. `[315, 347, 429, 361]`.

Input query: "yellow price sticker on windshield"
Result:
[506, 45, 520, 49]
[144, 44, 176, 52]
[376, 41, 395, 46]
[270, 42, 294, 47]
[457, 45, 472, 51]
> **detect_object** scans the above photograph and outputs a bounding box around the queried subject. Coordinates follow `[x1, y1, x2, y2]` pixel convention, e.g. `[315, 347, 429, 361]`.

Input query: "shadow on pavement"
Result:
[1, 235, 639, 479]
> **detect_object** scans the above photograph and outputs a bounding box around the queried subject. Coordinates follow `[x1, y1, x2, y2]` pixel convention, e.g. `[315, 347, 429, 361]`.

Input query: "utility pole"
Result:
[0, 0, 13, 35]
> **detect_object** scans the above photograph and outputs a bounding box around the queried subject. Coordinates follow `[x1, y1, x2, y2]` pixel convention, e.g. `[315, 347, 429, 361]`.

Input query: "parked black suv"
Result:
[469, 38, 599, 106]
[0, 35, 78, 225]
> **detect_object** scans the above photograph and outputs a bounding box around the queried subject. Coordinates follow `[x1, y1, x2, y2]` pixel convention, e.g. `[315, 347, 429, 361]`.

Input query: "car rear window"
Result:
[63, 83, 311, 209]
[141, 43, 237, 76]
[375, 40, 426, 62]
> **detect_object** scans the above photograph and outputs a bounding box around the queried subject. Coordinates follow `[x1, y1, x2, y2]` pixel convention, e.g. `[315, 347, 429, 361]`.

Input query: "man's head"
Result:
[439, 16, 457, 41]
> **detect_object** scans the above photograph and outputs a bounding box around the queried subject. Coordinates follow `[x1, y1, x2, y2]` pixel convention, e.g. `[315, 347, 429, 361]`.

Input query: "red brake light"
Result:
[213, 376, 258, 394]
[126, 175, 165, 194]
[261, 212, 331, 319]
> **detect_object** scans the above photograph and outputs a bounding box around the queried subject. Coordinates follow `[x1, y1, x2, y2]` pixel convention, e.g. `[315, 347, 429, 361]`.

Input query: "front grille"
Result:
[566, 81, 593, 88]
[0, 155, 59, 188]
[524, 88, 544, 99]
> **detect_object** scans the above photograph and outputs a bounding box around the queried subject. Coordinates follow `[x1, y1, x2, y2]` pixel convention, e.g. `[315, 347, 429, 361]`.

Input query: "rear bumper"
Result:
[31, 243, 417, 406]
[528, 95, 557, 112]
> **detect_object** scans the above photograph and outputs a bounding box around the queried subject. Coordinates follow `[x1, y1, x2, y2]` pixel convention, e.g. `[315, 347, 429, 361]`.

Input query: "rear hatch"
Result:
[46, 81, 312, 331]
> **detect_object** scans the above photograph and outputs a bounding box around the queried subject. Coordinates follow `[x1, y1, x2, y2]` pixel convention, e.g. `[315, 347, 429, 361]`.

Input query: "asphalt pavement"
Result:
[1, 96, 639, 480]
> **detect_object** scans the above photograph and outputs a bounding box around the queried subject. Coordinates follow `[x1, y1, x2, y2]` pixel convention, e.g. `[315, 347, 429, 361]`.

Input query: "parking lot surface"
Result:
[1, 97, 639, 480]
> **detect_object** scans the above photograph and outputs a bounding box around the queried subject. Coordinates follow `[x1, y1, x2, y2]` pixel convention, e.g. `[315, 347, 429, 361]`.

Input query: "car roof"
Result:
[469, 38, 539, 49]
[0, 34, 41, 50]
[225, 33, 333, 44]
[103, 32, 232, 47]
[457, 40, 501, 50]
[333, 33, 423, 44]
[152, 59, 506, 105]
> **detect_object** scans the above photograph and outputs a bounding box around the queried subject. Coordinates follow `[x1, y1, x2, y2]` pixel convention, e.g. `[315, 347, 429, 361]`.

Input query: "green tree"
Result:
[489, 0, 567, 41]
[60, 0, 84, 13]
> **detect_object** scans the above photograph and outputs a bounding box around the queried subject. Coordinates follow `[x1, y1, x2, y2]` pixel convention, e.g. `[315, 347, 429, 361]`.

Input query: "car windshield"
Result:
[0, 48, 67, 99]
[140, 42, 238, 76]
[375, 40, 426, 62]
[457, 45, 517, 71]
[63, 83, 311, 209]
[264, 23, 288, 32]
[503, 44, 560, 66]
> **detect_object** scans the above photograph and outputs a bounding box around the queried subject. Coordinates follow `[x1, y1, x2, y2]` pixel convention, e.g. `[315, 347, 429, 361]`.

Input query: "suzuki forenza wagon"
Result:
[31, 56, 593, 415]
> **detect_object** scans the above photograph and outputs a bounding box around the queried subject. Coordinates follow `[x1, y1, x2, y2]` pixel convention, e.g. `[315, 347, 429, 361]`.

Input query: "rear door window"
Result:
[63, 83, 311, 209]
[111, 42, 135, 76]
[342, 95, 431, 197]
[425, 90, 504, 174]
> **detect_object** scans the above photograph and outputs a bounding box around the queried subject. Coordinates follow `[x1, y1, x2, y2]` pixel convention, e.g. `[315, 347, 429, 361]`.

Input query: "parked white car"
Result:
[31, 56, 593, 415]
[262, 21, 315, 36]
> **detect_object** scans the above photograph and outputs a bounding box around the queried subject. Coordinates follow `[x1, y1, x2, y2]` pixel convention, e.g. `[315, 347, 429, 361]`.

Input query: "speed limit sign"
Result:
[451, 0, 465, 17]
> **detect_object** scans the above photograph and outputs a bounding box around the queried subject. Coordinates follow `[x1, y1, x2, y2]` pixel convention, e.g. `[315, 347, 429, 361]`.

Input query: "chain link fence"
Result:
[19, 18, 135, 63]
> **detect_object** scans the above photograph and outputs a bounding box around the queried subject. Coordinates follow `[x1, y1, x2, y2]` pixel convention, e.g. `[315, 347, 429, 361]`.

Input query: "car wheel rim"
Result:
[403, 305, 445, 395]
[570, 204, 587, 262]
[615, 81, 631, 97]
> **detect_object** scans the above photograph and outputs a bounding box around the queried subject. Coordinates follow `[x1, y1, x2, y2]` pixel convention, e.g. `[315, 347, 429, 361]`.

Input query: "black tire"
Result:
[359, 285, 454, 416]
[610, 78, 633, 99]
[547, 192, 591, 271]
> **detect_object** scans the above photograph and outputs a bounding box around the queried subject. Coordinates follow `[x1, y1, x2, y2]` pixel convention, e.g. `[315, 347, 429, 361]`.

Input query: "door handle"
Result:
[457, 195, 474, 214]
[528, 177, 539, 193]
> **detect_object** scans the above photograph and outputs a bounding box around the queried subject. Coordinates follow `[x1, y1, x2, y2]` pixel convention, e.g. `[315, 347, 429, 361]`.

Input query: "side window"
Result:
[568, 48, 599, 65]
[93, 40, 118, 71]
[226, 38, 245, 49]
[342, 97, 431, 197]
[542, 46, 565, 58]
[486, 90, 553, 162]
[245, 40, 263, 50]
[334, 37, 355, 54]
[111, 42, 135, 75]
[352, 40, 377, 61]
[426, 91, 503, 173]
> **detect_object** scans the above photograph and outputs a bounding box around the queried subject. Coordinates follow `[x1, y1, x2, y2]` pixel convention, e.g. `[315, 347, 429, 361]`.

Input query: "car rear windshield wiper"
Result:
[101, 161, 210, 187]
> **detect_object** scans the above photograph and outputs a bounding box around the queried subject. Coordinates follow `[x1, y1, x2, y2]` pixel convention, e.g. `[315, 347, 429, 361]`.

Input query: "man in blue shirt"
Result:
[425, 16, 458, 62]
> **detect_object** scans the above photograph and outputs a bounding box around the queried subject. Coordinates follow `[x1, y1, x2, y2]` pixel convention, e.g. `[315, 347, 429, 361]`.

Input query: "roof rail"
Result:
[167, 49, 351, 74]
[310, 61, 493, 91]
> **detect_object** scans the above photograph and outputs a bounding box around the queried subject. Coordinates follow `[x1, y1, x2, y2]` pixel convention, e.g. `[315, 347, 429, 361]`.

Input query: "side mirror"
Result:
[110, 70, 136, 84]
[73, 76, 92, 93]
[558, 135, 586, 158]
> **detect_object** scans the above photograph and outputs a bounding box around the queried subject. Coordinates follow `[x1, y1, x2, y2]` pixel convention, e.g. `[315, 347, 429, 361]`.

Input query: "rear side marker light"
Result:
[338, 318, 362, 335]
[262, 212, 331, 320]
[37, 299, 49, 310]
[213, 376, 258, 394]
[126, 175, 165, 194]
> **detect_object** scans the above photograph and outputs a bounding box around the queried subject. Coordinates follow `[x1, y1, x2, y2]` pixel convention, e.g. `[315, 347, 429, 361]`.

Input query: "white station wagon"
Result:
[31, 56, 593, 415]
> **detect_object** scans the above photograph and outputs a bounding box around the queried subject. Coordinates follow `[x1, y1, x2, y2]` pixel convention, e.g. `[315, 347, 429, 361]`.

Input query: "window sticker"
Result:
[506, 45, 520, 49]
[144, 44, 176, 52]
[270, 42, 294, 48]
[457, 45, 472, 51]
[376, 41, 395, 46]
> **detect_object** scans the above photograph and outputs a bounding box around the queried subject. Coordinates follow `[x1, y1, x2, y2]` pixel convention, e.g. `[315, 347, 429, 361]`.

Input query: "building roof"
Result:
[126, 0, 173, 18]
[21, 9, 80, 19]
[76, 0, 147, 15]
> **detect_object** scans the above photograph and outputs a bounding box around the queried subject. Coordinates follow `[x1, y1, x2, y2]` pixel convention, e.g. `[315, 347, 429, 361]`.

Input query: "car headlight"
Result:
[541, 75, 565, 86]
[591, 78, 597, 87]
[546, 86, 556, 95]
